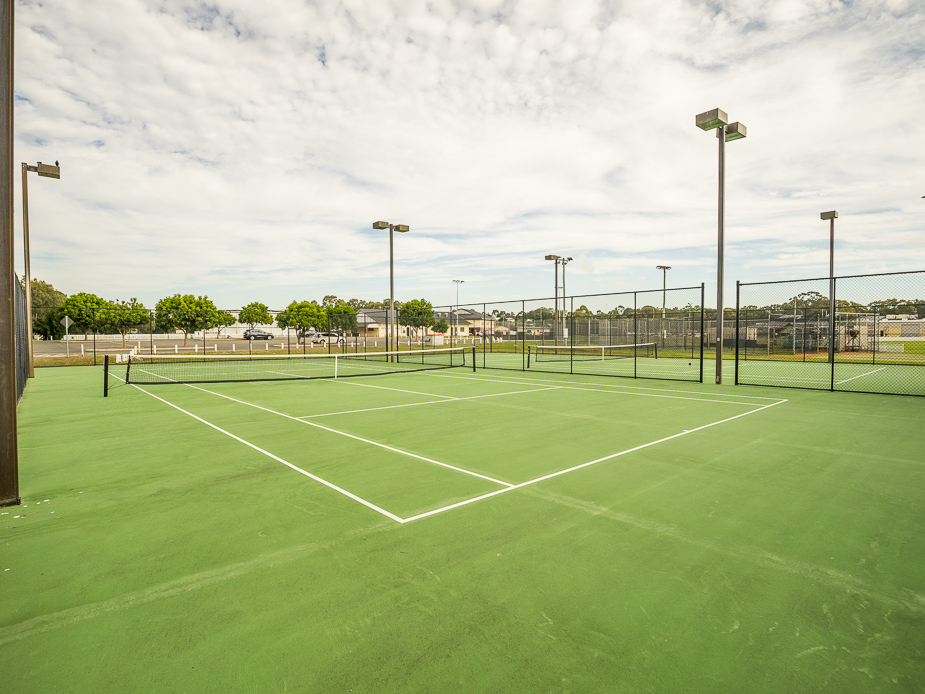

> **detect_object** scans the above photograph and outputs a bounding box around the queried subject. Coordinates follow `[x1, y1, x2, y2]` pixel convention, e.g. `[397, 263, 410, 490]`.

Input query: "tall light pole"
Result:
[696, 108, 747, 384]
[22, 161, 60, 377]
[545, 255, 560, 344]
[821, 211, 838, 364]
[453, 279, 464, 346]
[372, 221, 409, 358]
[656, 265, 671, 318]
[561, 257, 572, 343]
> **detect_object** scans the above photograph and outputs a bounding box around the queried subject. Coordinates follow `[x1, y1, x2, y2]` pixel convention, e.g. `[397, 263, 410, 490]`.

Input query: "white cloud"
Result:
[12, 0, 925, 310]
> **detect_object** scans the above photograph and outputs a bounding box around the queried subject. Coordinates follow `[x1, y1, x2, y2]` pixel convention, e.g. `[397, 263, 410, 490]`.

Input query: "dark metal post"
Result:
[0, 0, 20, 507]
[521, 300, 526, 371]
[735, 281, 740, 385]
[569, 297, 574, 375]
[202, 310, 206, 354]
[633, 292, 638, 379]
[103, 354, 109, 397]
[472, 346, 476, 372]
[830, 277, 837, 391]
[699, 284, 705, 383]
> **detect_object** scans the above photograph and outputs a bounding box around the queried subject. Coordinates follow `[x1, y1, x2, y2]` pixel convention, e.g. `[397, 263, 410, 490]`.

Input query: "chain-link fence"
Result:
[736, 271, 925, 396]
[14, 275, 28, 402]
[30, 286, 705, 384]
[460, 285, 704, 382]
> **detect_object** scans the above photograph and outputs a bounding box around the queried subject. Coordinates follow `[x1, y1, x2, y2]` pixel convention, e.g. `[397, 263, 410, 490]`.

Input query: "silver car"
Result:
[311, 332, 346, 346]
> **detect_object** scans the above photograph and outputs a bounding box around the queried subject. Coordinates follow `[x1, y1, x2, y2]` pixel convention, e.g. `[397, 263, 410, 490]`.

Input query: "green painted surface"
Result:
[2, 365, 925, 692]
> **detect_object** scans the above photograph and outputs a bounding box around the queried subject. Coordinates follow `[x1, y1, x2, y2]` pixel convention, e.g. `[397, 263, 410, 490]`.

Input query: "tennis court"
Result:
[4, 355, 925, 692]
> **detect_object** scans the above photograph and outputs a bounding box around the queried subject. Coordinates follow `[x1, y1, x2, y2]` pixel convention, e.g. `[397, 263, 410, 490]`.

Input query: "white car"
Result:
[311, 332, 346, 346]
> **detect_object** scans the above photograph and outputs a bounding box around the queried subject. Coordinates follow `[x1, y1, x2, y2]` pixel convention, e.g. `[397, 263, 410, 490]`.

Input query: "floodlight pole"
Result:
[373, 221, 409, 361]
[821, 211, 838, 364]
[21, 161, 60, 378]
[696, 108, 747, 384]
[561, 257, 572, 344]
[656, 265, 671, 318]
[1, 0, 20, 506]
[545, 255, 560, 344]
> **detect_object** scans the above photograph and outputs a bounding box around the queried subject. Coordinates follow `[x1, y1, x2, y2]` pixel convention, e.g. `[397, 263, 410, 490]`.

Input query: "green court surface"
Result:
[3, 363, 925, 692]
[737, 359, 925, 395]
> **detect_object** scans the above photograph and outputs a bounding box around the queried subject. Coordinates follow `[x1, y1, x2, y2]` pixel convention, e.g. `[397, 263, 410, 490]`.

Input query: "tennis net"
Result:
[119, 347, 473, 386]
[531, 343, 658, 362]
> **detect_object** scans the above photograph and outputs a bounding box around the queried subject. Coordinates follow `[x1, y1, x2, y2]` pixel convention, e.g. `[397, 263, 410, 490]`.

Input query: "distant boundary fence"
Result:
[735, 270, 925, 397]
[32, 284, 706, 385]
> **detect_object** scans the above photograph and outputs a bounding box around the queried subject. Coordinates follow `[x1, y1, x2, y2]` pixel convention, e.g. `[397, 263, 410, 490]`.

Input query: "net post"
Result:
[103, 354, 109, 397]
[472, 346, 476, 372]
[734, 281, 740, 385]
[527, 345, 531, 369]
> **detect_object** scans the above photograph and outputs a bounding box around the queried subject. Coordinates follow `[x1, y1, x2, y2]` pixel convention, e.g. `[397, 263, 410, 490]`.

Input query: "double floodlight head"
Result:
[820, 211, 838, 220]
[696, 108, 747, 142]
[656, 265, 671, 271]
[545, 254, 560, 261]
[372, 221, 409, 232]
[36, 161, 61, 179]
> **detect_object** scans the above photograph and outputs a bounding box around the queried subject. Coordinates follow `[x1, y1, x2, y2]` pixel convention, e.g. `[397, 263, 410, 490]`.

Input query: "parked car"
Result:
[311, 332, 346, 346]
[243, 329, 274, 340]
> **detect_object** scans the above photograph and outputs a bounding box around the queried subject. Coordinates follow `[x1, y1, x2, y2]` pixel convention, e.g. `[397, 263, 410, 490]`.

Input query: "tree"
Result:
[401, 299, 435, 339]
[60, 292, 109, 338]
[276, 300, 325, 339]
[29, 278, 67, 340]
[102, 298, 150, 346]
[433, 319, 449, 334]
[240, 302, 272, 329]
[212, 311, 237, 338]
[155, 294, 218, 344]
[326, 304, 357, 334]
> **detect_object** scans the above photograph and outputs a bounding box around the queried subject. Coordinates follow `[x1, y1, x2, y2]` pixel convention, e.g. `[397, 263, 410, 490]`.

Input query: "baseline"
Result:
[400, 398, 787, 523]
[418, 371, 784, 407]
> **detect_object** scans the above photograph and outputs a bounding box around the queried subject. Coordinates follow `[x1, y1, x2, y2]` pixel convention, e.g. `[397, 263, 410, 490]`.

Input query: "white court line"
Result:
[836, 367, 886, 385]
[118, 370, 513, 488]
[419, 372, 781, 407]
[421, 369, 786, 401]
[122, 382, 404, 523]
[177, 383, 515, 488]
[299, 386, 561, 419]
[115, 371, 787, 524]
[330, 380, 458, 399]
[400, 399, 788, 523]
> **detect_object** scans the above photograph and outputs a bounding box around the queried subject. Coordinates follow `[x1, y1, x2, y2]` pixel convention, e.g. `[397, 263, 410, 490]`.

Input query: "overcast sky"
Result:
[12, 0, 925, 310]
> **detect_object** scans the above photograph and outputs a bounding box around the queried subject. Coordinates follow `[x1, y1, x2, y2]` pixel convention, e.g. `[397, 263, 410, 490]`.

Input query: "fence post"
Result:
[521, 300, 526, 371]
[633, 292, 638, 379]
[699, 284, 705, 383]
[103, 354, 109, 397]
[735, 281, 740, 385]
[830, 277, 836, 391]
